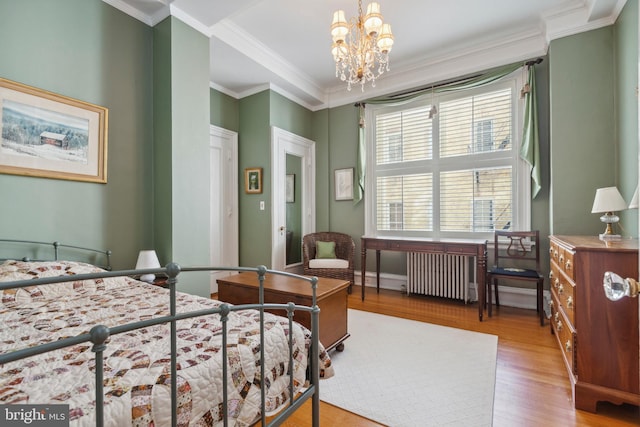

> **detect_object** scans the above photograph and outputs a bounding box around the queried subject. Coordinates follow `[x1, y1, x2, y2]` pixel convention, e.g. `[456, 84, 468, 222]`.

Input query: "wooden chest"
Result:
[217, 272, 350, 351]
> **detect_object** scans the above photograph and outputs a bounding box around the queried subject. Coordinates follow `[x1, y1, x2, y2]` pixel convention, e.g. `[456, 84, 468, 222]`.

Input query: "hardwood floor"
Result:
[280, 285, 640, 426]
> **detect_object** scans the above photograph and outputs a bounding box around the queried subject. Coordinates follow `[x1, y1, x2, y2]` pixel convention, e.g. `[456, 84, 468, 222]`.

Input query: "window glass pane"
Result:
[440, 167, 511, 232]
[376, 106, 432, 165]
[440, 88, 511, 158]
[377, 174, 432, 231]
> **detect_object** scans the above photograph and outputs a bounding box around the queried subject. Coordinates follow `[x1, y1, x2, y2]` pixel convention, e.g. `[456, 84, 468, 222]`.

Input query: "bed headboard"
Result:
[0, 239, 112, 270]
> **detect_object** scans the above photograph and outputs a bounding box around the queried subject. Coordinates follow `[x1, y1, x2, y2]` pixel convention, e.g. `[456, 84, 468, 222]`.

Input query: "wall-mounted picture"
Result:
[335, 167, 354, 201]
[286, 174, 295, 203]
[245, 167, 262, 194]
[0, 78, 108, 183]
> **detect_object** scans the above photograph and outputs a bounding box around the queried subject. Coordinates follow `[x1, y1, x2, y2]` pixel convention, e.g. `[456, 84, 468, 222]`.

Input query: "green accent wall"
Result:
[549, 25, 629, 236]
[236, 90, 317, 267]
[616, 0, 639, 237]
[210, 89, 239, 132]
[153, 17, 211, 297]
[0, 0, 153, 268]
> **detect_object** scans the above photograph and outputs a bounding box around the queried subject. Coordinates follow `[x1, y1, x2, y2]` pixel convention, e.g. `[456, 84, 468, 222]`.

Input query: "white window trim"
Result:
[364, 71, 531, 240]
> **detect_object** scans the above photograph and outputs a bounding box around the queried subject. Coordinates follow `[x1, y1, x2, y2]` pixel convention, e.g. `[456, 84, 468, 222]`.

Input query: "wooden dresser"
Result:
[549, 235, 639, 412]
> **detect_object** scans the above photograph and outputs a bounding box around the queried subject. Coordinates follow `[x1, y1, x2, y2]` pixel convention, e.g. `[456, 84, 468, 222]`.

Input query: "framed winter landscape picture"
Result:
[0, 78, 108, 183]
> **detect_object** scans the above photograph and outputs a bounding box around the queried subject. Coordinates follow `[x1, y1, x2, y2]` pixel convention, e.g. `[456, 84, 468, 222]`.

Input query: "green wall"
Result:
[210, 89, 239, 132]
[236, 90, 316, 267]
[161, 18, 211, 296]
[0, 0, 153, 268]
[616, 0, 639, 237]
[549, 8, 637, 238]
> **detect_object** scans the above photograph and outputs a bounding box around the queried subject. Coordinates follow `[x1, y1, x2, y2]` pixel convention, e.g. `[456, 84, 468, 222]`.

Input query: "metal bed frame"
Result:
[0, 245, 322, 427]
[0, 239, 113, 271]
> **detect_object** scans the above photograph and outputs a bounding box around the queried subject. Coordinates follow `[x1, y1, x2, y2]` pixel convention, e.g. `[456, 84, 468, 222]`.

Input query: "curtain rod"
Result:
[356, 57, 544, 106]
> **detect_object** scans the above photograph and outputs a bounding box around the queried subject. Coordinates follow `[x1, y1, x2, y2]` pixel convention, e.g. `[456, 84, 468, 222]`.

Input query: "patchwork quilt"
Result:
[0, 260, 333, 426]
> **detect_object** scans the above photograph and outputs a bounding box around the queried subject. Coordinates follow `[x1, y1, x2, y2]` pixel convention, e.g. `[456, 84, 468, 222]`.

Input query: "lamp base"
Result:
[140, 273, 156, 283]
[599, 233, 621, 241]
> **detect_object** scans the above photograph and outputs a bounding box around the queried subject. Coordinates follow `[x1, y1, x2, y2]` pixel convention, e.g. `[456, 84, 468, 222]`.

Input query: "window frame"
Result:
[364, 72, 531, 240]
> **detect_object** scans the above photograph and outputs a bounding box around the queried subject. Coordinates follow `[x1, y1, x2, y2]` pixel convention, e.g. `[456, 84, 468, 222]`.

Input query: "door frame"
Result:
[271, 127, 316, 271]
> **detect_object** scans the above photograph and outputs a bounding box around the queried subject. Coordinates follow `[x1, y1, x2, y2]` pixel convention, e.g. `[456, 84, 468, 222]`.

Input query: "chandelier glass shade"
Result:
[331, 1, 394, 91]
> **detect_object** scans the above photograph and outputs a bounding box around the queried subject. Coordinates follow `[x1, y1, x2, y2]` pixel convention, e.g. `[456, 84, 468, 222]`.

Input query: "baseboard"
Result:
[358, 271, 550, 315]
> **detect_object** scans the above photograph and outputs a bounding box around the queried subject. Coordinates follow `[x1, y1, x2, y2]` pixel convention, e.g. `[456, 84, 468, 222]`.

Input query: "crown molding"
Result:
[210, 20, 326, 105]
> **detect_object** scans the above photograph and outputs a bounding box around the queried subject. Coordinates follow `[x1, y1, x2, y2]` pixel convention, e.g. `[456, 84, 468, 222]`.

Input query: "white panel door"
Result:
[210, 125, 238, 293]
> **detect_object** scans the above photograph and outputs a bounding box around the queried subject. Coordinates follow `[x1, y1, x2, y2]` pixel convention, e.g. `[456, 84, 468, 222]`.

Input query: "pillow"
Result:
[316, 241, 336, 259]
[309, 258, 348, 269]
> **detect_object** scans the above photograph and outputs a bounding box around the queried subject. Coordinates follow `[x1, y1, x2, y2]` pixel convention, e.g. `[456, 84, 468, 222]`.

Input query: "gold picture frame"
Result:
[245, 167, 262, 194]
[0, 78, 108, 183]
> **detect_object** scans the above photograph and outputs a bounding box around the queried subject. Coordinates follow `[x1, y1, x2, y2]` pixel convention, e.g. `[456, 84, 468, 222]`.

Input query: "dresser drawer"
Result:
[550, 240, 575, 281]
[551, 298, 576, 375]
[550, 264, 575, 325]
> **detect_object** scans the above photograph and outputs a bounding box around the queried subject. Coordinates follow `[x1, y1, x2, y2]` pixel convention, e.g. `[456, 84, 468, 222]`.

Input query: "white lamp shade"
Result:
[629, 186, 639, 209]
[364, 2, 383, 35]
[376, 24, 394, 52]
[135, 250, 160, 283]
[331, 10, 348, 42]
[591, 186, 628, 213]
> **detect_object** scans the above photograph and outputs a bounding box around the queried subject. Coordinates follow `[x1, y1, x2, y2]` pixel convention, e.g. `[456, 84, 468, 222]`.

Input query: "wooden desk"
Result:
[361, 236, 488, 321]
[216, 272, 350, 351]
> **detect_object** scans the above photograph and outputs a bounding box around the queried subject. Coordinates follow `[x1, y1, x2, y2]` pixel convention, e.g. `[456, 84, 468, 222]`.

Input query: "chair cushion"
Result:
[316, 241, 336, 259]
[309, 258, 349, 269]
[490, 267, 541, 279]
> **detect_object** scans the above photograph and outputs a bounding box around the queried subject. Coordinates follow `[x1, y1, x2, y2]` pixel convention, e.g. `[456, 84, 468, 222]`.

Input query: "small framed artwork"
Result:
[0, 77, 108, 183]
[334, 167, 354, 201]
[286, 174, 295, 203]
[245, 167, 262, 194]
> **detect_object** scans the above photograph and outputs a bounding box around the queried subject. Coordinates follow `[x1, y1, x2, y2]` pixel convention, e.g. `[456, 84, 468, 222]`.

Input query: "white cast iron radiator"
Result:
[406, 252, 470, 302]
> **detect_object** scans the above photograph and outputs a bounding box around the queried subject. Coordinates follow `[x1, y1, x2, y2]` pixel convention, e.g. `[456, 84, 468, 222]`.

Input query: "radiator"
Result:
[406, 252, 470, 302]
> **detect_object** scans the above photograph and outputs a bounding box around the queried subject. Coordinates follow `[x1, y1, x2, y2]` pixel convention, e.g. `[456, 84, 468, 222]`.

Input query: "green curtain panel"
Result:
[520, 65, 542, 198]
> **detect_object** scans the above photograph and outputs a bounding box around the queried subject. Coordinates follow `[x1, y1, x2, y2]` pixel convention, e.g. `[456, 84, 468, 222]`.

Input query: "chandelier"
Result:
[331, 0, 394, 91]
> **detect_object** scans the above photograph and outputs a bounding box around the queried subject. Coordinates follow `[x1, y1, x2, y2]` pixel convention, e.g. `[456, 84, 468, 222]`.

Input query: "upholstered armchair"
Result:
[302, 232, 355, 293]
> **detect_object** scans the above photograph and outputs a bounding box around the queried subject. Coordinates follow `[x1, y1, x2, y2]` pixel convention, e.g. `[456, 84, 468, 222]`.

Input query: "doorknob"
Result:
[603, 271, 639, 301]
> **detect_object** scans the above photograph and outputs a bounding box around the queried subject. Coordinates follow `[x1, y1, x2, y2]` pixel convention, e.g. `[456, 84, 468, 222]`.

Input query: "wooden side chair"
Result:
[486, 230, 545, 326]
[303, 232, 355, 294]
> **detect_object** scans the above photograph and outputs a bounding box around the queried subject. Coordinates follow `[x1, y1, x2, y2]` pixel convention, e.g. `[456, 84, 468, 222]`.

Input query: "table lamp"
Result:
[591, 186, 628, 240]
[628, 186, 638, 209]
[135, 250, 160, 283]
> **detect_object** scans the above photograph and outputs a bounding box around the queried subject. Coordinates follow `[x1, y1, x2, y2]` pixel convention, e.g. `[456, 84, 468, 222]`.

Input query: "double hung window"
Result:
[365, 75, 530, 239]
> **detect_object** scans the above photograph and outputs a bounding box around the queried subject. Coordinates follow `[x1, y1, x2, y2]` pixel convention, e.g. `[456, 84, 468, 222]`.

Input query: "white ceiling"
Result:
[104, 0, 627, 110]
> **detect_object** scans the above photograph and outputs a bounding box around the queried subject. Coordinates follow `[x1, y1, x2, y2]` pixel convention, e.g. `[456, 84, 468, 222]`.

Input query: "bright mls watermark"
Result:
[0, 405, 69, 426]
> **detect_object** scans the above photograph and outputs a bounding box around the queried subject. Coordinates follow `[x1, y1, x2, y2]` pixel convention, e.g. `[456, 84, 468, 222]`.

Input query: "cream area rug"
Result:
[320, 309, 498, 427]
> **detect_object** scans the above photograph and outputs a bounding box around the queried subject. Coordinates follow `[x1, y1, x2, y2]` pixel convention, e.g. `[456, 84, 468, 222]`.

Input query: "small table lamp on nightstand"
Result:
[135, 250, 160, 283]
[591, 186, 628, 240]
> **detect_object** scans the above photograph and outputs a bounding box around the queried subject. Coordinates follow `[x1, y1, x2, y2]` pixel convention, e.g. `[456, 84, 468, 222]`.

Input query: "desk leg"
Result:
[361, 247, 366, 301]
[477, 248, 487, 321]
[376, 250, 381, 293]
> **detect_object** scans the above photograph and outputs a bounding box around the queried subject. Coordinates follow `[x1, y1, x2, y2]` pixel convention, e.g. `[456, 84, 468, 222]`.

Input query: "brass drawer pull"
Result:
[549, 300, 554, 310]
[566, 296, 573, 309]
[565, 260, 572, 271]
[565, 340, 572, 353]
[554, 278, 560, 289]
[554, 312, 559, 322]
[558, 284, 564, 295]
[559, 254, 564, 264]
[556, 320, 563, 332]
